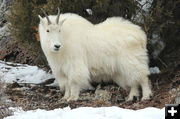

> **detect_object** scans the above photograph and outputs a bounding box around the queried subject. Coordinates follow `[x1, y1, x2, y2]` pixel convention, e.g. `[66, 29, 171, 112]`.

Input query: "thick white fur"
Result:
[38, 13, 152, 101]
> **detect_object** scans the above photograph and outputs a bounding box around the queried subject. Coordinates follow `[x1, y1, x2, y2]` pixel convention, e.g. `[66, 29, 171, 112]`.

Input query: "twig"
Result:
[157, 57, 168, 68]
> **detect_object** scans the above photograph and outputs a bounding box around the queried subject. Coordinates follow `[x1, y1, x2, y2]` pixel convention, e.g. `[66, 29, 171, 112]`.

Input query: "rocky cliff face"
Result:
[0, 0, 13, 40]
[0, 0, 14, 26]
[0, 0, 47, 66]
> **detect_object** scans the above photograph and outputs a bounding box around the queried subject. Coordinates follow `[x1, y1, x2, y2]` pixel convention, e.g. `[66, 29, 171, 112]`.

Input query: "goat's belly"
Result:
[90, 73, 113, 83]
[89, 65, 116, 83]
[88, 54, 118, 69]
[87, 53, 118, 81]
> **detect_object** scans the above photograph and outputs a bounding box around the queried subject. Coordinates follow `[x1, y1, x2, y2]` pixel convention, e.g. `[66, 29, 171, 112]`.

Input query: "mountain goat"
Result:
[38, 9, 152, 101]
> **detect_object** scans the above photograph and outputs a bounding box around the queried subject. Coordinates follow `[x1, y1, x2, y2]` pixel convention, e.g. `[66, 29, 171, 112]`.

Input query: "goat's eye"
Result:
[47, 30, 49, 32]
[59, 30, 61, 32]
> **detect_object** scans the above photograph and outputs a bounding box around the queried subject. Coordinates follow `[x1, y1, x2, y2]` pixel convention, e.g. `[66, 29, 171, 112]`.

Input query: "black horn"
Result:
[41, 8, 52, 25]
[56, 8, 61, 24]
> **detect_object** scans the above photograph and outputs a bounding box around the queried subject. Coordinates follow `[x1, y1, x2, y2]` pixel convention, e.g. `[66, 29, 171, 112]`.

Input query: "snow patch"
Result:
[150, 67, 160, 74]
[0, 60, 54, 84]
[132, 0, 153, 23]
[138, 0, 153, 12]
[4, 107, 165, 119]
[86, 9, 93, 15]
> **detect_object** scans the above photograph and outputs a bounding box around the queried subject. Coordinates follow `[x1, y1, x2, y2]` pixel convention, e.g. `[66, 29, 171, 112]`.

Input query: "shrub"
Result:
[6, 0, 179, 66]
[143, 0, 180, 52]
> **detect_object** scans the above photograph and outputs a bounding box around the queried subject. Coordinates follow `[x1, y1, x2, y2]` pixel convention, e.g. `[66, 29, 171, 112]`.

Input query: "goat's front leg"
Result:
[56, 73, 71, 100]
[62, 84, 71, 100]
[66, 74, 90, 101]
[67, 82, 81, 101]
[65, 64, 90, 101]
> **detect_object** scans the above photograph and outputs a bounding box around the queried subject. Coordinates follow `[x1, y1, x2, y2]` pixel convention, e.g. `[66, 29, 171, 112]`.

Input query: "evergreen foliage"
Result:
[5, 0, 180, 65]
[143, 0, 180, 51]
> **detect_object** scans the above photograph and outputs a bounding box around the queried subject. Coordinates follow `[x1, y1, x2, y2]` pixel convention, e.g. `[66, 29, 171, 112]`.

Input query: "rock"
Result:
[0, 0, 13, 26]
[0, 0, 13, 41]
[0, 82, 6, 100]
[95, 89, 111, 102]
[0, 82, 11, 108]
[0, 105, 12, 119]
[86, 9, 93, 15]
[174, 90, 180, 104]
[0, 23, 10, 40]
[175, 96, 180, 104]
[132, 0, 153, 23]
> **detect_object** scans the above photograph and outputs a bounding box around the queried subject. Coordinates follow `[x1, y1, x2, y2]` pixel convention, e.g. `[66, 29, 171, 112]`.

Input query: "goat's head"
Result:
[38, 8, 66, 52]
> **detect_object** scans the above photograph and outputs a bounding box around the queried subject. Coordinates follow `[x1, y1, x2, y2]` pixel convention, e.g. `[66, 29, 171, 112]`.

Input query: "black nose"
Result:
[54, 45, 60, 49]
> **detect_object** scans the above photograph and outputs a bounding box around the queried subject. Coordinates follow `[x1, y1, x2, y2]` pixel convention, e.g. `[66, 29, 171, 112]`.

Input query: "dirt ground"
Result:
[1, 64, 179, 112]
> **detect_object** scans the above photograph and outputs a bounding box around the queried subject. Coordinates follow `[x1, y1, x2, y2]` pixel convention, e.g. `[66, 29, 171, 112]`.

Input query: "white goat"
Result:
[38, 9, 152, 101]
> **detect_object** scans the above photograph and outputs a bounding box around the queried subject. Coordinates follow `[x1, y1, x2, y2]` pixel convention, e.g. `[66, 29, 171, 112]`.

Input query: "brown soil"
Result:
[0, 39, 48, 66]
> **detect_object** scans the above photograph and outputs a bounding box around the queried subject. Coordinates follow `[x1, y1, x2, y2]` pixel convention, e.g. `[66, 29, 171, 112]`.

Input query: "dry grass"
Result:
[0, 81, 6, 102]
[0, 81, 13, 119]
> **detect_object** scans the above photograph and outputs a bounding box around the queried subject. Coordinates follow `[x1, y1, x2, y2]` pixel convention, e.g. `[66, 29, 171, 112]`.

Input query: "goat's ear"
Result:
[59, 18, 66, 27]
[38, 15, 44, 24]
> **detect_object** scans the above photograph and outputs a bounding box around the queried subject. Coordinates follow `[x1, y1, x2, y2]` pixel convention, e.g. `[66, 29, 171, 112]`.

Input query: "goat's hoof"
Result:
[141, 93, 153, 101]
[61, 95, 69, 101]
[141, 96, 152, 101]
[67, 96, 78, 102]
[126, 96, 140, 102]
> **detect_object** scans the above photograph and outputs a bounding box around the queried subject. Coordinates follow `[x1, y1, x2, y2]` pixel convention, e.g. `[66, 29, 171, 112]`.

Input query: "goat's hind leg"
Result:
[126, 83, 140, 101]
[140, 76, 152, 100]
[113, 75, 139, 101]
